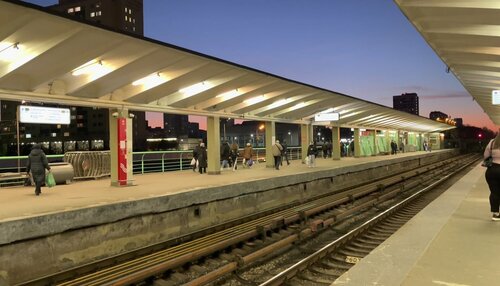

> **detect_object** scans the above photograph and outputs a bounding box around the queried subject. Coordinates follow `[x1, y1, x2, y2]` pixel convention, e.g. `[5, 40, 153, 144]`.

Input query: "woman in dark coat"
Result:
[26, 144, 51, 196]
[198, 143, 208, 174]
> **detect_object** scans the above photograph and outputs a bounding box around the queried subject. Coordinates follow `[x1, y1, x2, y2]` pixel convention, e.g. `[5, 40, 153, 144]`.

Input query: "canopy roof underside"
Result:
[396, 0, 500, 126]
[0, 1, 453, 132]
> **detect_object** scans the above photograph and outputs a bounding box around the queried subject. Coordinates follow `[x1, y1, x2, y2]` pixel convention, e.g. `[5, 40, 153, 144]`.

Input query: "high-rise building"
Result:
[393, 93, 419, 115]
[49, 0, 144, 36]
[163, 114, 189, 137]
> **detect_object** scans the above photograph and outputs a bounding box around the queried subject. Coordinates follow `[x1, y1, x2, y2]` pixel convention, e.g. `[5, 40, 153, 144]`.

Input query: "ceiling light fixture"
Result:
[244, 95, 265, 105]
[216, 89, 240, 100]
[132, 73, 167, 88]
[72, 60, 103, 76]
[0, 42, 21, 61]
[179, 81, 212, 96]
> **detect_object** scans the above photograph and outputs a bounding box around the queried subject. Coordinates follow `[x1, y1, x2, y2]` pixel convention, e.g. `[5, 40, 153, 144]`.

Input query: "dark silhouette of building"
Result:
[393, 93, 419, 115]
[429, 111, 448, 121]
[130, 111, 148, 151]
[163, 114, 189, 137]
[454, 118, 463, 127]
[49, 0, 144, 36]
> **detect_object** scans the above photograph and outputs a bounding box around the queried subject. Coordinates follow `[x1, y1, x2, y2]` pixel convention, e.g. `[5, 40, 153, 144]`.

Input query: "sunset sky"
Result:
[26, 0, 498, 131]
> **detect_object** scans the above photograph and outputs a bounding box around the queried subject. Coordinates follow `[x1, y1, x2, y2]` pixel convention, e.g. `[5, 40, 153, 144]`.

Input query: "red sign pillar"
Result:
[117, 117, 127, 186]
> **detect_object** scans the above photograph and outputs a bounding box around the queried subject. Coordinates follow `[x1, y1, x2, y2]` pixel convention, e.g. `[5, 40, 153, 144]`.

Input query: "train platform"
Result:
[0, 149, 459, 285]
[333, 162, 500, 286]
[0, 150, 444, 222]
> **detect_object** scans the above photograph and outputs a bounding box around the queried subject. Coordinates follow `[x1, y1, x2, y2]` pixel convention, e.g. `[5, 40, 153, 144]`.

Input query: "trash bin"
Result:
[49, 162, 74, 185]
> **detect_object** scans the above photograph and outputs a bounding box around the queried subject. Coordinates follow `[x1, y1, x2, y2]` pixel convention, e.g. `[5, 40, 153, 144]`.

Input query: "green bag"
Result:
[46, 172, 56, 188]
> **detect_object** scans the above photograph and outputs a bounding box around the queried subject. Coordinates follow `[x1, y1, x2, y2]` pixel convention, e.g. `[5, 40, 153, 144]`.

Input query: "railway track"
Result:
[18, 154, 479, 286]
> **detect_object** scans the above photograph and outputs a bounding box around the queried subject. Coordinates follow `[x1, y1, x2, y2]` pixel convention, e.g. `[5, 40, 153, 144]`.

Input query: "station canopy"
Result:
[0, 1, 453, 132]
[396, 0, 500, 126]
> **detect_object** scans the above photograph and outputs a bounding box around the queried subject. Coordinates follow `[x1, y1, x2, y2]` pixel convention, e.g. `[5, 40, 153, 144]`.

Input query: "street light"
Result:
[256, 124, 264, 147]
[288, 131, 291, 145]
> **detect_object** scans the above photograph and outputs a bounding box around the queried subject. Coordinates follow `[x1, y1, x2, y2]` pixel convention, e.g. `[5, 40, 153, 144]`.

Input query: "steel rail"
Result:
[258, 155, 478, 286]
[18, 155, 471, 286]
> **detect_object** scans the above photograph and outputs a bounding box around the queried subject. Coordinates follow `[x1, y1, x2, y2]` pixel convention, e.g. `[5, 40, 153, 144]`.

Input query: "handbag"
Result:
[482, 139, 494, 168]
[45, 171, 56, 188]
[190, 158, 196, 166]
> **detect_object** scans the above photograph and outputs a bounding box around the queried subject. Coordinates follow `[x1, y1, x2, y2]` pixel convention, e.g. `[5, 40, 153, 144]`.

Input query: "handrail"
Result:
[0, 147, 303, 175]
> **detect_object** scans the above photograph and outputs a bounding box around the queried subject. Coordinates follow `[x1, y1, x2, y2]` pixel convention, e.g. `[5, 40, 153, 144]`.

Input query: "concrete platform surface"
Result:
[333, 163, 500, 286]
[0, 151, 440, 222]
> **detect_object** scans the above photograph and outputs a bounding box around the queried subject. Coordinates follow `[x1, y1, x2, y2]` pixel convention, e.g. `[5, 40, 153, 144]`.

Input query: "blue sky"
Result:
[23, 0, 496, 130]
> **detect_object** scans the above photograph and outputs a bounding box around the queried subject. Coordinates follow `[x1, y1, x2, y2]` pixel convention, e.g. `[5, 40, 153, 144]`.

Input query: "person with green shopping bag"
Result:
[26, 144, 51, 196]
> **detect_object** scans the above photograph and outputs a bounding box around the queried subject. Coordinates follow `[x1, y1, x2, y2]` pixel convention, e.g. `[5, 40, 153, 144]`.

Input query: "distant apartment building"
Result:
[163, 114, 190, 137]
[50, 0, 144, 35]
[393, 93, 419, 115]
[454, 118, 463, 127]
[0, 1, 147, 155]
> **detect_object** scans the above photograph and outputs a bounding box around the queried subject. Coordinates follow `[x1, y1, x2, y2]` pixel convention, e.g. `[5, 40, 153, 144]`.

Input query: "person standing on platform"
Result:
[26, 144, 51, 196]
[484, 132, 500, 221]
[198, 143, 207, 174]
[192, 141, 202, 172]
[242, 143, 253, 168]
[307, 141, 318, 167]
[220, 141, 230, 171]
[281, 140, 290, 166]
[230, 142, 239, 171]
[322, 142, 328, 159]
[272, 140, 283, 170]
[327, 141, 333, 158]
[391, 140, 397, 155]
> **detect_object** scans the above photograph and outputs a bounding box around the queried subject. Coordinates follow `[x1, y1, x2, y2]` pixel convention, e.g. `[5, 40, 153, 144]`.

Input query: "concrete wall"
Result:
[0, 150, 458, 285]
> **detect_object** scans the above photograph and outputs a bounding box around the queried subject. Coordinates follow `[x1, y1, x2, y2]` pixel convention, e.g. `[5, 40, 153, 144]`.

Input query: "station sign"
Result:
[493, 90, 500, 105]
[314, 112, 340, 122]
[19, 105, 71, 124]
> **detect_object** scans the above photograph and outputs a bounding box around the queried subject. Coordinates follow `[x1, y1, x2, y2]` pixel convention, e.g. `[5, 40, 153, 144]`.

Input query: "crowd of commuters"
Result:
[190, 138, 420, 172]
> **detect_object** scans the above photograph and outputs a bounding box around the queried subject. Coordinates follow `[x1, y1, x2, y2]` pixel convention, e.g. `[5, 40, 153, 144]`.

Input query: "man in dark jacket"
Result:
[281, 140, 290, 166]
[220, 141, 230, 170]
[198, 143, 208, 174]
[26, 144, 51, 196]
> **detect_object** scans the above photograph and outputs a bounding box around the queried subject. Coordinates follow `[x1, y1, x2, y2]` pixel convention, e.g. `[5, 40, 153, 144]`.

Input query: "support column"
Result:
[331, 125, 340, 160]
[301, 124, 312, 163]
[265, 121, 276, 168]
[418, 133, 423, 151]
[110, 108, 134, 187]
[354, 128, 361, 158]
[397, 130, 402, 153]
[372, 129, 378, 156]
[385, 130, 391, 154]
[207, 116, 221, 175]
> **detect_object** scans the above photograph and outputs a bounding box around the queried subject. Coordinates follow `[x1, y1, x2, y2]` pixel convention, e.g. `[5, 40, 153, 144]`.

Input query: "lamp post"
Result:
[256, 123, 264, 147]
[288, 131, 292, 145]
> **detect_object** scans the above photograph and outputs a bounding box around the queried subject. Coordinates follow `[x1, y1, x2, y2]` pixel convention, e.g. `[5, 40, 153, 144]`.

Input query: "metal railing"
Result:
[0, 147, 304, 180]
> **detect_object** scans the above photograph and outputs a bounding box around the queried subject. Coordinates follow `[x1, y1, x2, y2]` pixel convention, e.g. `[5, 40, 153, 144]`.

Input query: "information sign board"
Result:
[314, 112, 340, 122]
[19, 106, 71, 124]
[493, 90, 500, 105]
